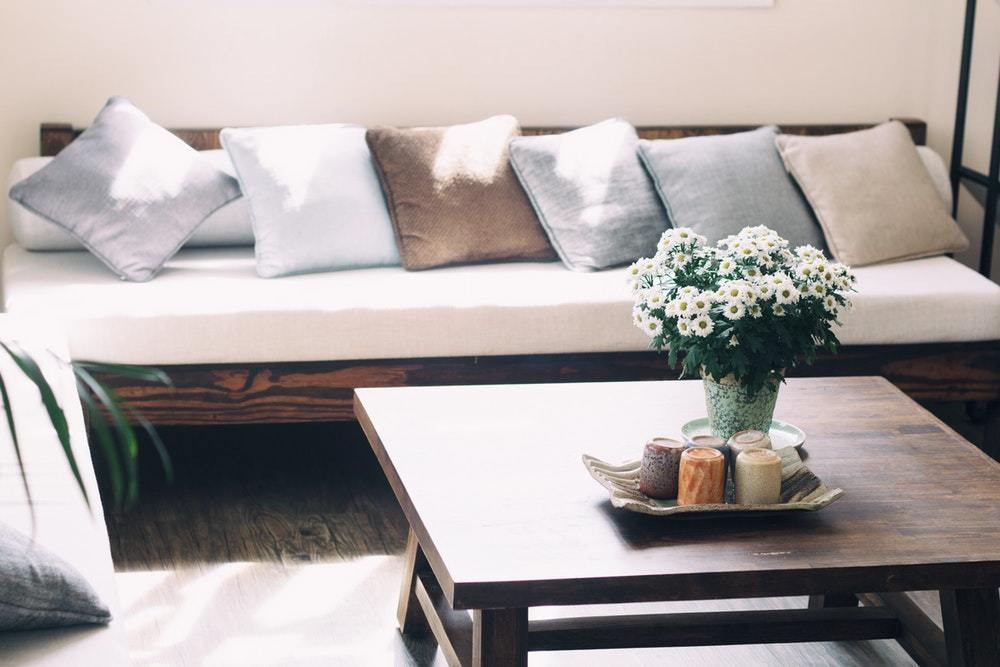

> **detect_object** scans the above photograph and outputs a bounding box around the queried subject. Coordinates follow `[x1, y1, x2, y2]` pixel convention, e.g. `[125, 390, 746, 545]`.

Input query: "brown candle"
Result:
[677, 447, 726, 505]
[639, 437, 686, 500]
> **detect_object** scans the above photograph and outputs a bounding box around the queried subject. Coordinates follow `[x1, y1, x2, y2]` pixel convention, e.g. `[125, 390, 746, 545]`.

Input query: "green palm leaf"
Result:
[0, 341, 89, 510]
[0, 372, 34, 527]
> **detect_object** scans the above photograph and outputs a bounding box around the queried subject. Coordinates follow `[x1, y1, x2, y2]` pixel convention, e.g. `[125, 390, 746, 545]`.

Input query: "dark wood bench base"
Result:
[95, 341, 1000, 456]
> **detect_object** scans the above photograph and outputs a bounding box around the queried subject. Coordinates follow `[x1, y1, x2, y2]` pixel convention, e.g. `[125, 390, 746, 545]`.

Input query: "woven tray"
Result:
[583, 446, 844, 517]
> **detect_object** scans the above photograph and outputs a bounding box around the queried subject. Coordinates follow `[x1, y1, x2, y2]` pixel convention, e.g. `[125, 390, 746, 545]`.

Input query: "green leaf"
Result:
[129, 410, 173, 484]
[74, 365, 140, 508]
[76, 377, 125, 509]
[0, 341, 89, 510]
[0, 372, 34, 528]
[75, 361, 172, 387]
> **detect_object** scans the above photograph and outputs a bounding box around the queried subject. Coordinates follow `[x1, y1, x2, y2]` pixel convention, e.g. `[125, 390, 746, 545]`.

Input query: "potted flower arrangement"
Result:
[628, 225, 856, 439]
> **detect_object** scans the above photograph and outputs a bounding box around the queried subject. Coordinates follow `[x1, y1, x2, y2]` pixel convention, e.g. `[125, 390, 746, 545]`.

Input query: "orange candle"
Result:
[677, 447, 726, 505]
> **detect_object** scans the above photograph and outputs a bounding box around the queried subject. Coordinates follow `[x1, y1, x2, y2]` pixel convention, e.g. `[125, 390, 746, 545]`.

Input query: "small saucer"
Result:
[681, 418, 806, 450]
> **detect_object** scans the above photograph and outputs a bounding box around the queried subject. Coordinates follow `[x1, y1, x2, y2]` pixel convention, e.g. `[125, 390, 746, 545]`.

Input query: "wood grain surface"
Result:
[92, 341, 1000, 427]
[355, 377, 1000, 611]
[40, 118, 928, 156]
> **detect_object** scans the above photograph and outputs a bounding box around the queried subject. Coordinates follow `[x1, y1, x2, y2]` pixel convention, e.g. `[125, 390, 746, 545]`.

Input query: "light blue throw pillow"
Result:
[221, 124, 399, 278]
[638, 126, 827, 251]
[508, 119, 668, 271]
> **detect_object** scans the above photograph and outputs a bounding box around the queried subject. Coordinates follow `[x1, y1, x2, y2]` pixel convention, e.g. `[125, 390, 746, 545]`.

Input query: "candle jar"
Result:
[688, 434, 728, 454]
[677, 447, 726, 505]
[639, 437, 686, 499]
[734, 448, 783, 505]
[728, 429, 773, 461]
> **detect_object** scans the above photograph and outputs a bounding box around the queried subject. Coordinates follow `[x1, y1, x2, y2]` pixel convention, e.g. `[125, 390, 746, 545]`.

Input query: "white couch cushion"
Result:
[0, 317, 127, 666]
[2, 246, 998, 365]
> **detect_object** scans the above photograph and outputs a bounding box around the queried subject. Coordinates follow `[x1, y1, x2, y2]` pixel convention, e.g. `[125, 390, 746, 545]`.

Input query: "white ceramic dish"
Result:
[681, 417, 807, 450]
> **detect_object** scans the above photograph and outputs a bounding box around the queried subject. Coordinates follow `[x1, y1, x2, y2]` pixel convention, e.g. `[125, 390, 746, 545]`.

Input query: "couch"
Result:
[0, 317, 127, 666]
[4, 119, 1000, 453]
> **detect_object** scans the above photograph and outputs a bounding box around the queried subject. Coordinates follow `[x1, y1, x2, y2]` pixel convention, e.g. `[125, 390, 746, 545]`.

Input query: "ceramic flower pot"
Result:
[702, 373, 780, 440]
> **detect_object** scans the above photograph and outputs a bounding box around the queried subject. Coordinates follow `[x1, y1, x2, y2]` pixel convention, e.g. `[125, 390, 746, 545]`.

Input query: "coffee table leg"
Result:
[808, 593, 859, 609]
[397, 529, 431, 636]
[940, 588, 1000, 666]
[472, 608, 528, 667]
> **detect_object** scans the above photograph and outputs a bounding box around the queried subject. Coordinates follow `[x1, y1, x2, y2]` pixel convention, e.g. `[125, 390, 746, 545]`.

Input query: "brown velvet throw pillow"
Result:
[366, 116, 556, 270]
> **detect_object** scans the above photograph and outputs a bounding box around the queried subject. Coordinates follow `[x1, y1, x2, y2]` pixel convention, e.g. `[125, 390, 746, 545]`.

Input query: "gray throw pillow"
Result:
[638, 126, 827, 251]
[8, 97, 241, 281]
[0, 522, 110, 631]
[509, 119, 668, 271]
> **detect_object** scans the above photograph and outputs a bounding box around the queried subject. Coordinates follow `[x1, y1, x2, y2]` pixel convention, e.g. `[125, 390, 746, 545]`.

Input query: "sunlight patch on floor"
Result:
[116, 556, 407, 667]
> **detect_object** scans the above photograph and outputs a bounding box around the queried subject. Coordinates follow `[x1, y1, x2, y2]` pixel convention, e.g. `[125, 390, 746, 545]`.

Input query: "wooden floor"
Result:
[104, 402, 984, 666]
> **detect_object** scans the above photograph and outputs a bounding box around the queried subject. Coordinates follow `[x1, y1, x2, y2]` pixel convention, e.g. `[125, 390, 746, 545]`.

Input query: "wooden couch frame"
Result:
[37, 119, 1000, 454]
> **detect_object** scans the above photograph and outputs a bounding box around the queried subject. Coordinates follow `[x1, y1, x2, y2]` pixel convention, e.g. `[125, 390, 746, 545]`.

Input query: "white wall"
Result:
[0, 0, 995, 275]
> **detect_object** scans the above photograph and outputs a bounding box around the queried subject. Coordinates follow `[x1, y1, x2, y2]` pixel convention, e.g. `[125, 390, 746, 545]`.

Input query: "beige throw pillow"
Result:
[775, 121, 968, 267]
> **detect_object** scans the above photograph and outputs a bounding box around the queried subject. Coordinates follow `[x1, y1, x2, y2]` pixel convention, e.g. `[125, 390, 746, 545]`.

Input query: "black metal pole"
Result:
[950, 0, 977, 217]
[979, 61, 1000, 278]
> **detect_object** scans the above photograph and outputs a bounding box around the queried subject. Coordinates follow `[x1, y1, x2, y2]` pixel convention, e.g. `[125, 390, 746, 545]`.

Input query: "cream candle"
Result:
[734, 448, 782, 505]
[677, 447, 726, 506]
[639, 437, 686, 500]
[728, 429, 773, 460]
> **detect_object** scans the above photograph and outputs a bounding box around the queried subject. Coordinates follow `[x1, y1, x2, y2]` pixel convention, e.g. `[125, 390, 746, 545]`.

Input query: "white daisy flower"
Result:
[677, 318, 693, 337]
[673, 251, 691, 268]
[626, 260, 643, 278]
[718, 258, 737, 275]
[824, 296, 838, 313]
[796, 264, 815, 280]
[810, 283, 827, 297]
[795, 245, 819, 261]
[644, 290, 666, 308]
[689, 291, 714, 314]
[720, 280, 752, 303]
[627, 277, 642, 294]
[774, 284, 800, 305]
[642, 316, 663, 337]
[772, 304, 786, 316]
[745, 267, 761, 279]
[722, 300, 746, 320]
[632, 307, 646, 329]
[769, 272, 791, 287]
[754, 281, 774, 299]
[728, 335, 739, 348]
[749, 304, 763, 318]
[673, 298, 694, 317]
[678, 286, 698, 297]
[691, 314, 714, 337]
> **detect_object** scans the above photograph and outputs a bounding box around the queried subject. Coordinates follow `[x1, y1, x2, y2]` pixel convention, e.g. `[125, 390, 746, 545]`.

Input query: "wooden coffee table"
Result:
[355, 377, 1000, 666]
